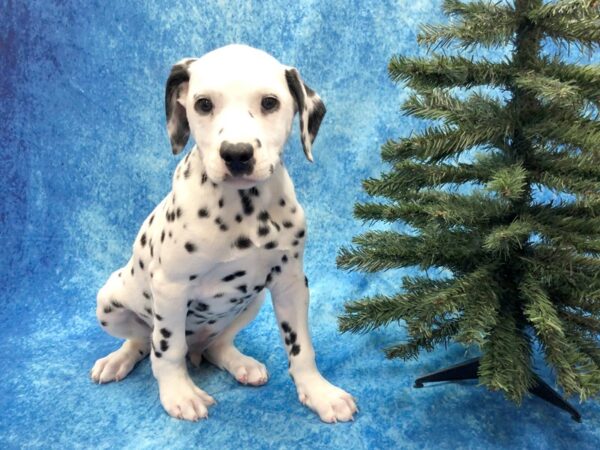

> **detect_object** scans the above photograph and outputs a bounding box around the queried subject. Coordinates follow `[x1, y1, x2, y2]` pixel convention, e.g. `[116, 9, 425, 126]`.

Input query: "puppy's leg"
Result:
[92, 270, 151, 383]
[204, 292, 268, 386]
[150, 274, 215, 421]
[270, 272, 358, 423]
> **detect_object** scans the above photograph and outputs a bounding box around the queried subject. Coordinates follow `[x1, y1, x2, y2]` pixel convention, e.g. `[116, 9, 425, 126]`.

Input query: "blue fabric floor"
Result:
[2, 1, 599, 448]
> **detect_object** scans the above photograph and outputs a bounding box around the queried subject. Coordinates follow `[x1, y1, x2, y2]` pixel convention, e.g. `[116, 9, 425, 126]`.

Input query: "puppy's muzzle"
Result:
[220, 141, 255, 176]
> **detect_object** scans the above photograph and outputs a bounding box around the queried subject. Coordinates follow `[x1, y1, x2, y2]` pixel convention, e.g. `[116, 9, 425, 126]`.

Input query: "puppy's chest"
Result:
[162, 182, 306, 265]
[184, 253, 287, 330]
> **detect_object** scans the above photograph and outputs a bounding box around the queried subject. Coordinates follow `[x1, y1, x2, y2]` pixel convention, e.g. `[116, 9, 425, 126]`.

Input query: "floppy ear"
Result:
[165, 58, 197, 155]
[284, 68, 326, 162]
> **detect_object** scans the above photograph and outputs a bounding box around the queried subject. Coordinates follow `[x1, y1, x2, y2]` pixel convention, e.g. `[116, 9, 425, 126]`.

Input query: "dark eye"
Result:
[261, 96, 279, 112]
[195, 98, 213, 114]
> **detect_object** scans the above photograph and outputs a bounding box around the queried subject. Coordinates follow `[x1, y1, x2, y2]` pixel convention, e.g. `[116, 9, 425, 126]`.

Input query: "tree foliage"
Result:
[338, 0, 600, 403]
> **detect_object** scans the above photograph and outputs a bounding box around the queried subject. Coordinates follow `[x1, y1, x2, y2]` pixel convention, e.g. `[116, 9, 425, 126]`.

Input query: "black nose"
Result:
[219, 141, 255, 176]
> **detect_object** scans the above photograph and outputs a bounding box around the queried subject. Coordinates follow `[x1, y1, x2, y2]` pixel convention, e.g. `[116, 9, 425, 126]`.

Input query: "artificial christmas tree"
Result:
[337, 0, 599, 420]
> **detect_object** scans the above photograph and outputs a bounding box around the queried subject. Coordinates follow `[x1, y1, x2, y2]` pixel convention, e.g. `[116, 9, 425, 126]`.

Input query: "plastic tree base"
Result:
[414, 357, 582, 422]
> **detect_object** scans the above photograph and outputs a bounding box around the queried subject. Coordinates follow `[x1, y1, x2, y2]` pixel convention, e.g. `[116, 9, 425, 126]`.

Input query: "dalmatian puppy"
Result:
[91, 44, 357, 423]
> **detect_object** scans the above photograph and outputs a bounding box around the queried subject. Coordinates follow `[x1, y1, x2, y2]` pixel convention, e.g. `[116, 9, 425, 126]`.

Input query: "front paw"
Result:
[158, 375, 216, 421]
[294, 374, 358, 423]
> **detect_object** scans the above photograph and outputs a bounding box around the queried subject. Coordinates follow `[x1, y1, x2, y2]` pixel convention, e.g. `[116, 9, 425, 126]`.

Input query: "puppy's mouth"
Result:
[222, 173, 262, 188]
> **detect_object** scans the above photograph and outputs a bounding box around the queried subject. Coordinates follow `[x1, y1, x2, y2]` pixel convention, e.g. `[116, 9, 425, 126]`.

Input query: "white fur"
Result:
[91, 45, 356, 423]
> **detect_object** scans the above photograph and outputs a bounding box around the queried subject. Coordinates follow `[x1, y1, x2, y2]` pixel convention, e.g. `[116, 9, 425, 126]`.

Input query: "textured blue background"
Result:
[1, 0, 599, 448]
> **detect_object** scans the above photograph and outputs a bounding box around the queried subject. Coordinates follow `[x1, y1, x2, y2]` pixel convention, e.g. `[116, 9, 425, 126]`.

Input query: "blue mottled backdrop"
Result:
[1, 0, 599, 448]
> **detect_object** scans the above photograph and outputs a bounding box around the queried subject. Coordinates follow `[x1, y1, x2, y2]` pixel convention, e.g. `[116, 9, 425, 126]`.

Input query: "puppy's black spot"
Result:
[296, 229, 305, 238]
[140, 233, 147, 247]
[154, 350, 162, 358]
[271, 220, 281, 231]
[235, 214, 243, 223]
[150, 244, 154, 257]
[292, 240, 299, 246]
[258, 225, 270, 236]
[294, 252, 299, 259]
[254, 285, 264, 292]
[291, 207, 297, 214]
[214, 293, 224, 298]
[160, 328, 172, 338]
[270, 164, 274, 174]
[240, 193, 254, 215]
[168, 231, 173, 238]
[185, 330, 194, 336]
[144, 307, 152, 315]
[265, 241, 278, 250]
[155, 314, 163, 321]
[272, 265, 281, 273]
[218, 197, 224, 208]
[282, 255, 288, 263]
[176, 207, 183, 218]
[258, 210, 269, 221]
[283, 221, 293, 228]
[143, 291, 151, 299]
[290, 344, 301, 356]
[234, 235, 252, 249]
[149, 215, 155, 226]
[198, 208, 209, 218]
[215, 217, 228, 231]
[279, 198, 286, 207]
[131, 267, 134, 276]
[281, 321, 291, 333]
[139, 259, 144, 270]
[289, 331, 297, 344]
[201, 172, 208, 184]
[161, 230, 165, 243]
[230, 297, 239, 303]
[184, 165, 191, 178]
[249, 187, 260, 197]
[265, 273, 273, 284]
[185, 242, 197, 252]
[208, 319, 217, 324]
[160, 340, 169, 352]
[139, 349, 145, 356]
[195, 302, 209, 311]
[189, 275, 197, 281]
[236, 284, 247, 293]
[103, 306, 113, 314]
[100, 321, 108, 326]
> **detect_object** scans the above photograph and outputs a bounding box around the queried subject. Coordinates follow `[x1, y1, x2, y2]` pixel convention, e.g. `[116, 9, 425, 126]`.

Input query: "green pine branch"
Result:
[388, 54, 512, 90]
[383, 320, 460, 360]
[529, 0, 600, 51]
[337, 227, 483, 274]
[478, 309, 535, 403]
[418, 0, 517, 50]
[542, 58, 600, 106]
[521, 273, 600, 399]
[380, 125, 504, 163]
[354, 192, 512, 229]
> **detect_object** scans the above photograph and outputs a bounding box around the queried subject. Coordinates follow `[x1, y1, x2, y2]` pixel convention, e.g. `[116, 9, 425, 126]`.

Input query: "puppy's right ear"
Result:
[165, 58, 197, 155]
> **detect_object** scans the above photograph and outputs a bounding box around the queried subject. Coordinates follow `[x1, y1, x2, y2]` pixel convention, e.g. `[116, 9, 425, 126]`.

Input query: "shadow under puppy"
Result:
[91, 44, 357, 423]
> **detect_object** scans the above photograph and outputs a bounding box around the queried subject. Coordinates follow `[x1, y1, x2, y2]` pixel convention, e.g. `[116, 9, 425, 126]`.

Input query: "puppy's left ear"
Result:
[165, 58, 197, 155]
[285, 68, 326, 162]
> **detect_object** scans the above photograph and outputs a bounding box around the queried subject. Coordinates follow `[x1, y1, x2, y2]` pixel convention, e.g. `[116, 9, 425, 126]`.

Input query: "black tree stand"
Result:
[414, 358, 582, 422]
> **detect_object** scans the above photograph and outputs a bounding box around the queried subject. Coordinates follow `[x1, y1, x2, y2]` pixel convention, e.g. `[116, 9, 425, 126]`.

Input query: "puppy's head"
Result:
[165, 44, 325, 188]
